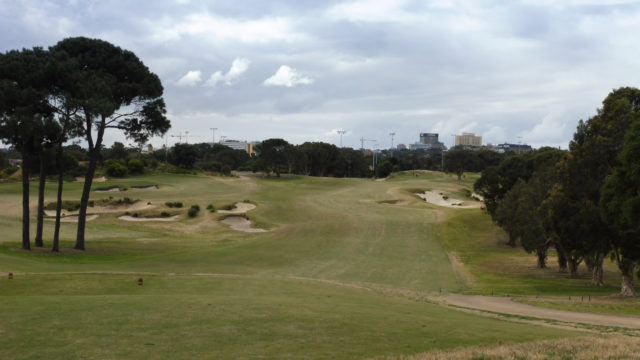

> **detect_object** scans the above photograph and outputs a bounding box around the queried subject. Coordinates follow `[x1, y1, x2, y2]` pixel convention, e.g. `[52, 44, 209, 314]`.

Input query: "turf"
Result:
[0, 171, 593, 359]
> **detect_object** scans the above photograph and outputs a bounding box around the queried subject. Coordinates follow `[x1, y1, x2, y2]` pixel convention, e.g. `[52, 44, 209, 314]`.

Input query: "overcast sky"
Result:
[2, 0, 640, 149]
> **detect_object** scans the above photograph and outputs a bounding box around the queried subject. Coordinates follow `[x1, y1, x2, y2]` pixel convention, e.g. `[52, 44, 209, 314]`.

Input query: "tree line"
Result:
[474, 87, 640, 296]
[0, 37, 170, 251]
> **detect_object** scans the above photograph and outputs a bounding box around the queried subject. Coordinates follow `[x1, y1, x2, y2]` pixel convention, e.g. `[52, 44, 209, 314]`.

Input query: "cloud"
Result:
[176, 70, 202, 86]
[264, 65, 314, 87]
[207, 58, 251, 86]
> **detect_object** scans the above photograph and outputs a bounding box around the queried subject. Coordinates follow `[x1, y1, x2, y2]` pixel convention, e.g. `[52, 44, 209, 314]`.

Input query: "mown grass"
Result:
[0, 170, 626, 359]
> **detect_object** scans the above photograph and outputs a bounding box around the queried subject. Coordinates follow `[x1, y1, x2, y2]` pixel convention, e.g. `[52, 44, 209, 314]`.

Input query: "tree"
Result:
[169, 143, 198, 168]
[52, 37, 170, 250]
[257, 138, 291, 177]
[0, 47, 54, 250]
[600, 120, 640, 296]
[444, 149, 478, 180]
[375, 159, 394, 178]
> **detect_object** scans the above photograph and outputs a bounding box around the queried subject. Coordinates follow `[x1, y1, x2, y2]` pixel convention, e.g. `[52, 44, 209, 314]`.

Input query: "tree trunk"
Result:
[557, 249, 568, 273]
[589, 253, 605, 286]
[52, 142, 64, 252]
[21, 147, 31, 250]
[568, 256, 581, 278]
[536, 247, 547, 268]
[74, 152, 97, 250]
[34, 147, 46, 247]
[619, 259, 635, 297]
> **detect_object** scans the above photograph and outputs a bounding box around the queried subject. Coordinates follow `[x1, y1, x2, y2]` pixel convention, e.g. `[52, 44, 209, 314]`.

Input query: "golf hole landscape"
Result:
[1, 171, 639, 359]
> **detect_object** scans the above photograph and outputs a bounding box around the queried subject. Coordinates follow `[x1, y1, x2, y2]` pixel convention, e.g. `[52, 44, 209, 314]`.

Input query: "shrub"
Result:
[206, 204, 215, 212]
[160, 211, 171, 217]
[187, 205, 200, 218]
[165, 201, 183, 208]
[105, 160, 128, 177]
[127, 159, 144, 174]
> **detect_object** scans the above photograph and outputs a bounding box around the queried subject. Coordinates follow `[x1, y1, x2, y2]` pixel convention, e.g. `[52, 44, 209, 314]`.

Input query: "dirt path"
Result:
[444, 294, 640, 329]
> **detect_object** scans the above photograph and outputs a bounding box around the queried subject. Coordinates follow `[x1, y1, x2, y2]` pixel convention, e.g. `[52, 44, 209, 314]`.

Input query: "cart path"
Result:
[444, 294, 640, 329]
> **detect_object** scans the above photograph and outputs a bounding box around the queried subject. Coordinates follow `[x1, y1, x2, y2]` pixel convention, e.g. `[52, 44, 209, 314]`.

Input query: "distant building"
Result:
[396, 143, 407, 151]
[245, 141, 259, 156]
[410, 133, 445, 151]
[495, 143, 532, 154]
[219, 139, 248, 151]
[455, 132, 482, 147]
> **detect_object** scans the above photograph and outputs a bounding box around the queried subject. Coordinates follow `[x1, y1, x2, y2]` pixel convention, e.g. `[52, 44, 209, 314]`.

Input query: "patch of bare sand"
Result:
[94, 186, 121, 192]
[61, 214, 98, 223]
[118, 215, 180, 222]
[44, 202, 155, 217]
[76, 176, 106, 182]
[416, 190, 481, 209]
[221, 216, 267, 233]
[218, 202, 257, 214]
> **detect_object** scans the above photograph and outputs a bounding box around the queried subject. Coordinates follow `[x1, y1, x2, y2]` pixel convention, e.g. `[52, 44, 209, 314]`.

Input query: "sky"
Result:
[2, 0, 640, 150]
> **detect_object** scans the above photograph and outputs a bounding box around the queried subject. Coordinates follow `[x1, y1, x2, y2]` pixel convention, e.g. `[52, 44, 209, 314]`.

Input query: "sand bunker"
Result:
[131, 185, 158, 190]
[416, 190, 481, 209]
[46, 214, 99, 223]
[94, 186, 121, 192]
[118, 215, 179, 222]
[218, 202, 257, 214]
[76, 176, 106, 182]
[221, 216, 267, 233]
[44, 201, 154, 217]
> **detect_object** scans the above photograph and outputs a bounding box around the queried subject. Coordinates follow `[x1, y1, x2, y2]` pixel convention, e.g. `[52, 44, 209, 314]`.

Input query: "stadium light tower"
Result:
[389, 132, 396, 149]
[210, 127, 218, 144]
[337, 129, 347, 148]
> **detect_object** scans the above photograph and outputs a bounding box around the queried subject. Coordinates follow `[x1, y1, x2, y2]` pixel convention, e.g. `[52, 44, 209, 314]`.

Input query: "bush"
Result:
[165, 201, 183, 208]
[0, 166, 19, 178]
[187, 205, 200, 218]
[127, 159, 144, 174]
[206, 204, 215, 212]
[160, 211, 171, 217]
[105, 160, 127, 177]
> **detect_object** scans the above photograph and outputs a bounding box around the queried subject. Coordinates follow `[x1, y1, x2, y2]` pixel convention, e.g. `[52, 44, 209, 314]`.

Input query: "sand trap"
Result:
[218, 202, 257, 214]
[46, 214, 99, 223]
[221, 216, 267, 233]
[416, 190, 481, 209]
[94, 186, 121, 193]
[76, 176, 106, 182]
[131, 185, 158, 190]
[118, 215, 180, 222]
[44, 202, 155, 217]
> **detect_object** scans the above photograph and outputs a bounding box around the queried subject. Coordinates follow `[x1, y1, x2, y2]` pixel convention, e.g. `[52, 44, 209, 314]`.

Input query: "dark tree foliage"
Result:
[601, 120, 640, 296]
[0, 47, 55, 250]
[169, 143, 199, 169]
[51, 37, 170, 250]
[256, 138, 291, 177]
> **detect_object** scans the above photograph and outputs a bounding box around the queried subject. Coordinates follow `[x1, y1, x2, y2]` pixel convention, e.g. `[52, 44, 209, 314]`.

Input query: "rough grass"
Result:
[387, 334, 640, 360]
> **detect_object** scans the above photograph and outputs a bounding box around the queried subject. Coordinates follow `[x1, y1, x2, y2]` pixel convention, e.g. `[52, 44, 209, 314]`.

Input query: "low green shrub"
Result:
[206, 204, 215, 213]
[165, 201, 183, 208]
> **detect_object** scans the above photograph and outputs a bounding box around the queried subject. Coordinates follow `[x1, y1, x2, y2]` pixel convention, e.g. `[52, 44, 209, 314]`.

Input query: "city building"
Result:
[455, 132, 482, 147]
[409, 133, 445, 151]
[495, 143, 532, 154]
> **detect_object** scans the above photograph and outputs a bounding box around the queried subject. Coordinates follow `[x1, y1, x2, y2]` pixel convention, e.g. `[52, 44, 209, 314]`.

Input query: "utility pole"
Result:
[337, 129, 346, 148]
[389, 132, 395, 149]
[210, 127, 218, 145]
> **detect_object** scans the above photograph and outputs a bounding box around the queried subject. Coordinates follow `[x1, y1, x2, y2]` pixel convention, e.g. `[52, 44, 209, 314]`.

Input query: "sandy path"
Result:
[444, 294, 640, 329]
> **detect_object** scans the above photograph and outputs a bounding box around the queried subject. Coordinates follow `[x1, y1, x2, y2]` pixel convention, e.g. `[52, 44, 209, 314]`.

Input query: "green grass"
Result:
[0, 171, 606, 359]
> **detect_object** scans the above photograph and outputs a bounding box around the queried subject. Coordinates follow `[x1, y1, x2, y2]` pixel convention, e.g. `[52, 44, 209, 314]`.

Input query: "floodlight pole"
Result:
[210, 127, 218, 145]
[389, 132, 395, 149]
[337, 130, 346, 148]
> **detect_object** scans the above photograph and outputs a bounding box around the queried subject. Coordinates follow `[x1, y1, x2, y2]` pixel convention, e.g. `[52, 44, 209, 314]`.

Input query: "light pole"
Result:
[337, 129, 346, 148]
[389, 132, 395, 149]
[210, 127, 218, 145]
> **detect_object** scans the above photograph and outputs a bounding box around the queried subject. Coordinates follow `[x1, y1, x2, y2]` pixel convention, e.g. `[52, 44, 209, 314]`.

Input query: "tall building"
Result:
[420, 133, 440, 145]
[455, 132, 482, 147]
[410, 132, 445, 151]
